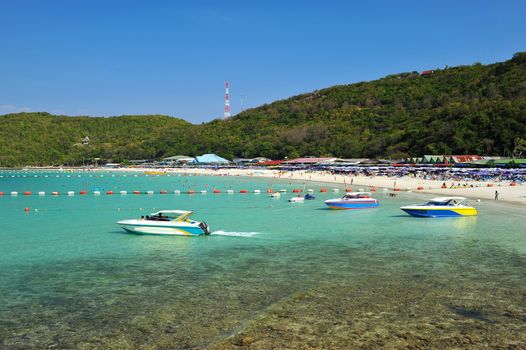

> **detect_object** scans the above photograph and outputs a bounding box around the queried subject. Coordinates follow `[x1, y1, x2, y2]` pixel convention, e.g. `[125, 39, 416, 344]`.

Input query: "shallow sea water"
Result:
[0, 171, 525, 349]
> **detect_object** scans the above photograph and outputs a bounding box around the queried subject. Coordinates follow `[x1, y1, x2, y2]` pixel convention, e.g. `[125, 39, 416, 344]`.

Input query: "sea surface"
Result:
[0, 170, 525, 349]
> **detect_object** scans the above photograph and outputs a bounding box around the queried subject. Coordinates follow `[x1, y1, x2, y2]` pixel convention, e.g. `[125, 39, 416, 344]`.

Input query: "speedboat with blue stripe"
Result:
[325, 192, 379, 210]
[117, 210, 210, 235]
[400, 197, 477, 217]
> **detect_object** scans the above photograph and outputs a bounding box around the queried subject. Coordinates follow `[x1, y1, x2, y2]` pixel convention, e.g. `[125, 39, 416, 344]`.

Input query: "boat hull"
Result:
[400, 207, 477, 217]
[325, 200, 379, 210]
[117, 220, 208, 236]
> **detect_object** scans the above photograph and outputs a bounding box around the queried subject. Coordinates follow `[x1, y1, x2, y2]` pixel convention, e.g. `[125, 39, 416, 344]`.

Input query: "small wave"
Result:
[211, 230, 260, 237]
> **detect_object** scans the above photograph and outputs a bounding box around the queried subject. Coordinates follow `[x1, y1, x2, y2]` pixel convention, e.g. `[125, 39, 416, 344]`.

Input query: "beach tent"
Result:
[162, 155, 194, 164]
[193, 154, 230, 164]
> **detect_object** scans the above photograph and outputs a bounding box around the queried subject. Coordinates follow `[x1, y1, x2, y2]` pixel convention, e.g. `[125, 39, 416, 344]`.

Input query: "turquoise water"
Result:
[1, 171, 525, 349]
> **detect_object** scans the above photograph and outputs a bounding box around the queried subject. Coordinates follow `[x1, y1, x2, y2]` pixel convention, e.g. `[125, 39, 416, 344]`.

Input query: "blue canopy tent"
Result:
[192, 154, 230, 164]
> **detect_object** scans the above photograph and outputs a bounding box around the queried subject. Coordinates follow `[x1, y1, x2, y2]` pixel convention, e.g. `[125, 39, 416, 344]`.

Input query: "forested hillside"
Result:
[1, 53, 525, 166]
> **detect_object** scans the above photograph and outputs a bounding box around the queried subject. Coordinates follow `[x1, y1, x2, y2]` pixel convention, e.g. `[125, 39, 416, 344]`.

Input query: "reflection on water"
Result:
[0, 172, 525, 348]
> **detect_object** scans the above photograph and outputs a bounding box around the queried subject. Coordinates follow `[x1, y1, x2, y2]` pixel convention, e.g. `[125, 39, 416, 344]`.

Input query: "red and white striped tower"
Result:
[224, 80, 231, 119]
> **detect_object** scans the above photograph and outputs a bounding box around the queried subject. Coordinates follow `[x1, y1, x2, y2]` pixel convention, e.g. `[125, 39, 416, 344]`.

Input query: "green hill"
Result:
[1, 53, 525, 166]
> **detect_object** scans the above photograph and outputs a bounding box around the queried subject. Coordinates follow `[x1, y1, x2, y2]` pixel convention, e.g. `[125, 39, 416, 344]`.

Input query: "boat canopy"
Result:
[427, 197, 467, 206]
[150, 210, 194, 221]
[429, 197, 467, 202]
[344, 192, 372, 198]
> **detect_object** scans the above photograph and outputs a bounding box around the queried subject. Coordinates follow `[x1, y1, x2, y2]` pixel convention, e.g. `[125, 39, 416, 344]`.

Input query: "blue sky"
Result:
[1, 0, 525, 123]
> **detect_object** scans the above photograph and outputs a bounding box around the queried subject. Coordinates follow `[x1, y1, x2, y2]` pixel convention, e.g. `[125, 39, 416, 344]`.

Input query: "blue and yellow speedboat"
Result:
[400, 197, 477, 217]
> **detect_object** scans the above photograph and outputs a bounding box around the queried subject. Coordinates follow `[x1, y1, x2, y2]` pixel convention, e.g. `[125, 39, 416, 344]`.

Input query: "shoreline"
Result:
[3, 166, 525, 205]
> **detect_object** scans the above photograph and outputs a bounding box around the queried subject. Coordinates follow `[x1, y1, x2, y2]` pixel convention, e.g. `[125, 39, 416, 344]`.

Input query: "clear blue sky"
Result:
[1, 0, 525, 123]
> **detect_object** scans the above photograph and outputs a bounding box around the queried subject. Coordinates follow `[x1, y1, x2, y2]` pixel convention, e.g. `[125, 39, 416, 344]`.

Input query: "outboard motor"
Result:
[199, 222, 210, 235]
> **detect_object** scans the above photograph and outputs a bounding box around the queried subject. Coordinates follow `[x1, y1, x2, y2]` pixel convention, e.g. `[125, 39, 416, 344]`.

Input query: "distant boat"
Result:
[288, 195, 304, 202]
[117, 210, 210, 235]
[400, 197, 477, 217]
[324, 192, 379, 210]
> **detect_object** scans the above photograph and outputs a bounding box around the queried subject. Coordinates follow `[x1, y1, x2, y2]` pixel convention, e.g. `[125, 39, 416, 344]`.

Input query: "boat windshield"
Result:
[426, 199, 465, 206]
[344, 194, 369, 199]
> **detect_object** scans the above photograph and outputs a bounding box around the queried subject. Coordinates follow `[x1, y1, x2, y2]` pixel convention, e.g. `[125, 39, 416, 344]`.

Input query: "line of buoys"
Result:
[3, 188, 343, 197]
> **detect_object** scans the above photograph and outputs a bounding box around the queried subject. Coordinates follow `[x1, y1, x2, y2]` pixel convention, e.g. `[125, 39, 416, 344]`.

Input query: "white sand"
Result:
[105, 167, 525, 206]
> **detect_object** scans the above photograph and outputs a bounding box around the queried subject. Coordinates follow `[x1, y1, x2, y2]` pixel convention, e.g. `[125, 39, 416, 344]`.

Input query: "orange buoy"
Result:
[345, 188, 353, 192]
[133, 190, 141, 195]
[51, 191, 59, 196]
[441, 185, 447, 189]
[487, 183, 493, 187]
[510, 182, 517, 186]
[320, 188, 327, 192]
[293, 188, 300, 193]
[213, 189, 221, 194]
[23, 191, 32, 195]
[393, 188, 401, 192]
[370, 187, 377, 192]
[106, 190, 114, 195]
[0, 192, 4, 196]
[79, 190, 87, 195]
[24, 207, 30, 212]
[240, 189, 248, 193]
[417, 186, 424, 190]
[160, 190, 168, 194]
[266, 189, 273, 193]
[188, 190, 195, 194]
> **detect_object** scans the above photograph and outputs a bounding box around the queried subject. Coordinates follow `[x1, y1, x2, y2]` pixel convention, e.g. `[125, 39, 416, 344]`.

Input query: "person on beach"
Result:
[495, 190, 499, 200]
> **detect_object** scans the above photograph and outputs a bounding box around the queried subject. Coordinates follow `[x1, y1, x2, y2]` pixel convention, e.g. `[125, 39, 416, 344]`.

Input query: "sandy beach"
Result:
[96, 167, 526, 206]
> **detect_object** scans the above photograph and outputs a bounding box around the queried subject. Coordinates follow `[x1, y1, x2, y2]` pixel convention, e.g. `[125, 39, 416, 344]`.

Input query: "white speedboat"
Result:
[400, 197, 477, 217]
[117, 210, 210, 235]
[288, 195, 305, 202]
[324, 192, 379, 210]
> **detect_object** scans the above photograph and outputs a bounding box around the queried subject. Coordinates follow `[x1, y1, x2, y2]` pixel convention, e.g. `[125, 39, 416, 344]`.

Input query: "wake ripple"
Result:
[211, 230, 260, 237]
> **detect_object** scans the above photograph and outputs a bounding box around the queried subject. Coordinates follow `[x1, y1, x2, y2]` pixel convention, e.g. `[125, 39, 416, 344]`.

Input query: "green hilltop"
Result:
[1, 52, 525, 166]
